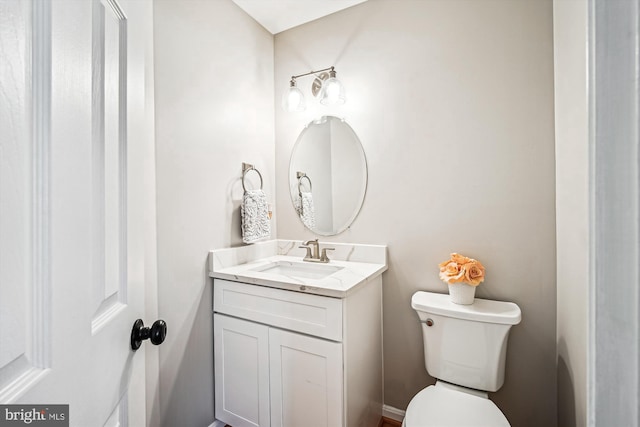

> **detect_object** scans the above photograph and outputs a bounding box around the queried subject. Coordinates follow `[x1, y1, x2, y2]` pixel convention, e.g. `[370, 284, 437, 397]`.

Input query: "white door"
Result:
[269, 328, 343, 427]
[214, 314, 270, 427]
[0, 0, 155, 425]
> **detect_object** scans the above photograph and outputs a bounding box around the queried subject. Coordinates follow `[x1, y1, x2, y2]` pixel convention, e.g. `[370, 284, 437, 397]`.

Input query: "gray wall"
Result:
[153, 1, 274, 426]
[274, 1, 558, 426]
[553, 1, 588, 426]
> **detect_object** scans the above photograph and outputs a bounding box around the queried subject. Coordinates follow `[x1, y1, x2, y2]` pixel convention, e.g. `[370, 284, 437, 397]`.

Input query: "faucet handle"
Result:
[320, 248, 335, 262]
[299, 245, 313, 259]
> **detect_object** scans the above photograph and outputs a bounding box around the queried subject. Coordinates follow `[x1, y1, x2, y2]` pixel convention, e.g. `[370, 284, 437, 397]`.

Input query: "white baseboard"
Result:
[383, 405, 406, 422]
[210, 408, 405, 425]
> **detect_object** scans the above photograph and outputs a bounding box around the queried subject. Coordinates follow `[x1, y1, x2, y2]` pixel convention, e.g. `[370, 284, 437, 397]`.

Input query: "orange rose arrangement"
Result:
[438, 253, 486, 286]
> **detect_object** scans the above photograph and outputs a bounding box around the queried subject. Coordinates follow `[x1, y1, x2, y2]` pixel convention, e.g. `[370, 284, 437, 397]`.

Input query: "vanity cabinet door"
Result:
[214, 314, 270, 427]
[269, 328, 343, 427]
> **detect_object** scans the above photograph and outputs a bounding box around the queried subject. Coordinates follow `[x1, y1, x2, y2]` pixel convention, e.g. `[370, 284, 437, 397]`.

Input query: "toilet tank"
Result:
[411, 291, 521, 392]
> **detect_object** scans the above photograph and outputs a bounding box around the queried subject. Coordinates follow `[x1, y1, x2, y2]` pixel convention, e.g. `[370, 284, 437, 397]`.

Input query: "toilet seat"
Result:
[403, 382, 510, 427]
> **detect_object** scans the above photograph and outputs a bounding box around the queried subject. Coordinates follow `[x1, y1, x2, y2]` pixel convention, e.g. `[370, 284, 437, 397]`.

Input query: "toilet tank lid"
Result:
[412, 291, 521, 325]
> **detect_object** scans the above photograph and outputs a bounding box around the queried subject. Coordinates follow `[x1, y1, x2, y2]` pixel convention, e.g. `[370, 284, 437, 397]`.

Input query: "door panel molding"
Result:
[0, 0, 52, 403]
[90, 0, 128, 335]
[31, 0, 52, 372]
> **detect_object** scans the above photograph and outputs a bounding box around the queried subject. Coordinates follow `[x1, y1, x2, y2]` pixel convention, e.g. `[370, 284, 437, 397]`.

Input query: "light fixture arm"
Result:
[290, 66, 335, 81]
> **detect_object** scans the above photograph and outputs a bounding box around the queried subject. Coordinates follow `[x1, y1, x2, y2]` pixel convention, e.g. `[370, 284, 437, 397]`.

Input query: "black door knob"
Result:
[131, 319, 167, 351]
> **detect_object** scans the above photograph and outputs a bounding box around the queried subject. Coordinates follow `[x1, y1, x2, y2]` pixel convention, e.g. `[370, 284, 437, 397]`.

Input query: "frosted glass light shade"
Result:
[282, 86, 306, 112]
[319, 77, 346, 105]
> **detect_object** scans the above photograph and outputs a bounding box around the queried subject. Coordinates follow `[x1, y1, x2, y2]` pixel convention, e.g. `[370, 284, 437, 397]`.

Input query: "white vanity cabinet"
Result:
[213, 277, 383, 427]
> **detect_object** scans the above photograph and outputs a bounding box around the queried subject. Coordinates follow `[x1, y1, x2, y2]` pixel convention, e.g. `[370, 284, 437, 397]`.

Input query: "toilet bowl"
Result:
[402, 382, 509, 427]
[405, 291, 521, 427]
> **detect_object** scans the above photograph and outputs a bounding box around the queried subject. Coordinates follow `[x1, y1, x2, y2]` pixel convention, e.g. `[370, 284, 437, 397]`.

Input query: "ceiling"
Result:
[231, 0, 368, 34]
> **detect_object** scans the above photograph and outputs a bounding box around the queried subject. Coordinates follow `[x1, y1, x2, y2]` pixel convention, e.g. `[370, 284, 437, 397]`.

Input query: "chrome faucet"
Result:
[299, 239, 335, 263]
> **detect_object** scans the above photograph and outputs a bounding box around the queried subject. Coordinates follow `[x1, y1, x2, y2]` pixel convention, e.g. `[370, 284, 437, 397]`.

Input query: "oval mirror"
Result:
[289, 116, 367, 235]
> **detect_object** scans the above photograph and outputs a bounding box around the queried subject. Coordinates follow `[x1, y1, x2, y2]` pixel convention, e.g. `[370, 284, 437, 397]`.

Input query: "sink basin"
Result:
[250, 260, 344, 280]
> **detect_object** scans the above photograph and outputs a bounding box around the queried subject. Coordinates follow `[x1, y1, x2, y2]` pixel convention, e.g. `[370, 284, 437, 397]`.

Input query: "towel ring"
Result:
[297, 172, 312, 194]
[242, 163, 263, 192]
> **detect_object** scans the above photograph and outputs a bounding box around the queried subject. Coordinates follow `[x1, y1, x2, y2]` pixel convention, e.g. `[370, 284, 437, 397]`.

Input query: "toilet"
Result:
[403, 291, 521, 427]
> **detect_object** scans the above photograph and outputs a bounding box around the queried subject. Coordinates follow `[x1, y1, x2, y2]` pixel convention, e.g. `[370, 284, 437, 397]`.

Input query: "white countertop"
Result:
[209, 241, 387, 298]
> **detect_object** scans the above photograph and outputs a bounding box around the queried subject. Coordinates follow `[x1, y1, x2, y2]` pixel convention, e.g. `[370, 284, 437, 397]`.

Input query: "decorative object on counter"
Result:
[438, 253, 486, 305]
[240, 163, 271, 244]
[282, 65, 345, 112]
[294, 172, 315, 229]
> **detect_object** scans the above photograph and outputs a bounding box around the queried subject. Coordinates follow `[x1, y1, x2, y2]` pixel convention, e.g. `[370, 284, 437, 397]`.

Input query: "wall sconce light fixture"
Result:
[282, 66, 346, 112]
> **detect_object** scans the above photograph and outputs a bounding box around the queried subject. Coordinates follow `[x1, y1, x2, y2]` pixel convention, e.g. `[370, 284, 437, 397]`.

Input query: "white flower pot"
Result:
[448, 283, 476, 305]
